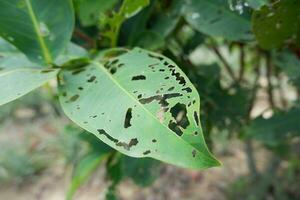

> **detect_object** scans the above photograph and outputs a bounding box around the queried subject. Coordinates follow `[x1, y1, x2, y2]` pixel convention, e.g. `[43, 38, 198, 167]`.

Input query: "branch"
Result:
[74, 28, 96, 48]
[238, 43, 245, 82]
[266, 53, 275, 109]
[209, 44, 237, 83]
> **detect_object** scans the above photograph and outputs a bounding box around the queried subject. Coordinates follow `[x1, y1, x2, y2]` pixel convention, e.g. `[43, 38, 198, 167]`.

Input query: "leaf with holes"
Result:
[58, 48, 220, 169]
[0, 0, 74, 64]
[183, 0, 253, 41]
[0, 67, 58, 106]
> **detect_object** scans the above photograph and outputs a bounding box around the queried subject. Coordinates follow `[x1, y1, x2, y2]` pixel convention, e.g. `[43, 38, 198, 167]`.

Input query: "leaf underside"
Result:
[0, 68, 58, 106]
[59, 48, 220, 169]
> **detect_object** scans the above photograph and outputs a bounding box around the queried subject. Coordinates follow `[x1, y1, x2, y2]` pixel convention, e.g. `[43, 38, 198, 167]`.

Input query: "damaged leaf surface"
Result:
[59, 48, 220, 169]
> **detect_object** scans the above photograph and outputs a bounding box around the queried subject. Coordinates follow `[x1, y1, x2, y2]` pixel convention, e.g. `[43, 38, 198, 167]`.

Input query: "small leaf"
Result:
[252, 0, 300, 49]
[75, 0, 119, 26]
[0, 67, 58, 106]
[67, 152, 107, 200]
[0, 0, 74, 64]
[183, 0, 253, 41]
[246, 108, 300, 146]
[59, 48, 220, 169]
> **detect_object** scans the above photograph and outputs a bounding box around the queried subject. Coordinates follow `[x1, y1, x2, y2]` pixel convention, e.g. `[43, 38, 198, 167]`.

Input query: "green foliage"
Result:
[246, 108, 300, 146]
[75, 0, 119, 27]
[0, 0, 74, 64]
[184, 0, 253, 41]
[67, 152, 108, 200]
[1, 0, 300, 199]
[0, 68, 58, 106]
[252, 0, 300, 49]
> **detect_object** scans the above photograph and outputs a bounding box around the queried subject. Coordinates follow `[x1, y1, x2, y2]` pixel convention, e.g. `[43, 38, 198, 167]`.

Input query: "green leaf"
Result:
[150, 0, 182, 38]
[245, 0, 268, 9]
[132, 31, 165, 50]
[0, 37, 87, 68]
[122, 157, 160, 187]
[183, 0, 253, 41]
[0, 37, 40, 69]
[99, 0, 150, 47]
[274, 51, 300, 87]
[0, 67, 58, 106]
[0, 0, 75, 64]
[75, 0, 118, 27]
[58, 48, 220, 169]
[122, 0, 149, 18]
[246, 108, 300, 146]
[66, 152, 107, 200]
[252, 0, 300, 49]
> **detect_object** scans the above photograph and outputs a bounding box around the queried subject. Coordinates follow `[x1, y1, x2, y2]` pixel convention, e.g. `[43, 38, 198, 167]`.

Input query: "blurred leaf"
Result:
[0, 0, 74, 64]
[246, 108, 300, 146]
[107, 154, 123, 185]
[59, 48, 220, 169]
[105, 185, 119, 200]
[150, 0, 182, 38]
[122, 156, 160, 187]
[184, 0, 253, 41]
[252, 0, 300, 49]
[75, 0, 119, 26]
[245, 0, 268, 9]
[0, 67, 58, 106]
[188, 64, 249, 133]
[274, 51, 300, 87]
[132, 31, 165, 50]
[67, 152, 108, 200]
[100, 0, 150, 46]
[0, 37, 40, 69]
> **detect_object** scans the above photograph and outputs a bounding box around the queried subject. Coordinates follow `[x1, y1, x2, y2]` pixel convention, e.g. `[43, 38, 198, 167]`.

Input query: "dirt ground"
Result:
[0, 115, 270, 200]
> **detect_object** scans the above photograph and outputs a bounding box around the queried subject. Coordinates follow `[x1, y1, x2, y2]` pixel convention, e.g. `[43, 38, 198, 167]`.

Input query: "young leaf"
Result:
[0, 0, 74, 64]
[58, 48, 220, 169]
[99, 0, 150, 47]
[0, 68, 58, 106]
[183, 0, 253, 41]
[67, 152, 107, 200]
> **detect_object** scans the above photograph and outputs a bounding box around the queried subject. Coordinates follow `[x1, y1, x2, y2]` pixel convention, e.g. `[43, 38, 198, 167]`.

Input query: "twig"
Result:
[74, 28, 96, 48]
[210, 45, 237, 83]
[238, 43, 245, 82]
[266, 53, 275, 109]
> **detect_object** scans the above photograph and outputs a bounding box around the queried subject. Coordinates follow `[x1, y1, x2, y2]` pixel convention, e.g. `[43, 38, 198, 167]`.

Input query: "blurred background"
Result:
[1, 0, 300, 199]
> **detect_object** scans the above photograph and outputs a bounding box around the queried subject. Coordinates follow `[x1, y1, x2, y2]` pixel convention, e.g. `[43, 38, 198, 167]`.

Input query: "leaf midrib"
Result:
[25, 0, 52, 64]
[91, 61, 217, 165]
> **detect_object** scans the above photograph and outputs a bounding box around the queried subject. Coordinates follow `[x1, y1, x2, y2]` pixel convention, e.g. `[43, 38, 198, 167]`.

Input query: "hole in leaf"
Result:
[124, 108, 132, 128]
